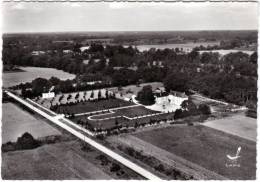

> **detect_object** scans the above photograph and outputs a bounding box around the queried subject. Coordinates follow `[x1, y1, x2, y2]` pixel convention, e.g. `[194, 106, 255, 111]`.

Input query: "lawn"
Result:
[55, 98, 135, 114]
[73, 107, 174, 130]
[134, 125, 256, 180]
[90, 106, 159, 120]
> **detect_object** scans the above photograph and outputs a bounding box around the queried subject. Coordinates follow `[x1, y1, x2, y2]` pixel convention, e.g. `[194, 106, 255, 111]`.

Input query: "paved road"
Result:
[5, 91, 161, 180]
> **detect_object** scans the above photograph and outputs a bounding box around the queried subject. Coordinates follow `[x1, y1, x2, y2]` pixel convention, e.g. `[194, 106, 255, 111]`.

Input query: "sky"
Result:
[1, 2, 259, 33]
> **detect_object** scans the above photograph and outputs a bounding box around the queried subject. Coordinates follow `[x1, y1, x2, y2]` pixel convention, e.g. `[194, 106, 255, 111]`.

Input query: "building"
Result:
[63, 50, 73, 54]
[42, 92, 55, 99]
[31, 51, 45, 56]
[86, 81, 102, 85]
[153, 87, 166, 97]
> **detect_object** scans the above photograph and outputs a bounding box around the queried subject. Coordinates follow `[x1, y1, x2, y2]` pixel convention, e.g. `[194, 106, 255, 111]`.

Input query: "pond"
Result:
[198, 49, 255, 56]
[127, 42, 220, 52]
[2, 66, 76, 88]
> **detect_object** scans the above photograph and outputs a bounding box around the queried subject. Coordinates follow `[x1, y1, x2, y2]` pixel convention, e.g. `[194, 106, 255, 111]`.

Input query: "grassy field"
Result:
[203, 112, 257, 142]
[2, 102, 61, 143]
[90, 106, 159, 120]
[2, 139, 143, 180]
[3, 66, 75, 88]
[55, 98, 135, 114]
[133, 125, 256, 180]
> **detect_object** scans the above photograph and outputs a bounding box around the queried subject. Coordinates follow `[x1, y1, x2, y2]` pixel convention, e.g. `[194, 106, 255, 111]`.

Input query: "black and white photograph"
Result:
[1, 1, 258, 180]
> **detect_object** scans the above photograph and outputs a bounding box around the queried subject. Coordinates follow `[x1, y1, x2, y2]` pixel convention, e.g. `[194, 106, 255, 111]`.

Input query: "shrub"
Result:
[15, 132, 40, 150]
[154, 164, 165, 172]
[96, 154, 110, 166]
[110, 163, 121, 172]
[198, 104, 211, 115]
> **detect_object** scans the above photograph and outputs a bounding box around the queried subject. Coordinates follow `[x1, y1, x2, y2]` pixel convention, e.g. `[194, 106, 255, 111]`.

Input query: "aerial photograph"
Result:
[1, 1, 258, 180]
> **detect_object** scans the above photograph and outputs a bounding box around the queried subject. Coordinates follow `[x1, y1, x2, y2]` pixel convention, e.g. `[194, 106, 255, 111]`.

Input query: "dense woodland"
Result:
[3, 32, 257, 108]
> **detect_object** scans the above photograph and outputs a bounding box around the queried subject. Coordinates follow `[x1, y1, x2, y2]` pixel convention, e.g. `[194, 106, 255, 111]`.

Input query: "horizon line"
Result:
[3, 29, 258, 34]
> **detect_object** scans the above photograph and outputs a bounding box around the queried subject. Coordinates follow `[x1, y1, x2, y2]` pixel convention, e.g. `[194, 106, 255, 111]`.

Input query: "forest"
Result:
[3, 32, 257, 108]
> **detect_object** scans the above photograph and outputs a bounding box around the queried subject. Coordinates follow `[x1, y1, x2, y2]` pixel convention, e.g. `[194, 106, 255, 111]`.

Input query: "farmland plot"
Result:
[2, 102, 61, 143]
[119, 125, 256, 180]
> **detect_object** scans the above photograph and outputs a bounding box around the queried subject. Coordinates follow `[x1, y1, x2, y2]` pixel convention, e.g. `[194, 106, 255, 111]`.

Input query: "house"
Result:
[170, 90, 188, 98]
[86, 81, 102, 85]
[42, 92, 55, 99]
[153, 87, 166, 97]
[31, 51, 45, 56]
[80, 46, 90, 52]
[63, 50, 73, 54]
[83, 60, 90, 65]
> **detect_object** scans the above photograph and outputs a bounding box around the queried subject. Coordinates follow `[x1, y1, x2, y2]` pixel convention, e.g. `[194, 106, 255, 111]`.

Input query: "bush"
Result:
[96, 154, 110, 166]
[2, 132, 41, 152]
[154, 164, 165, 172]
[110, 163, 121, 172]
[16, 132, 40, 150]
[198, 104, 211, 115]
[174, 109, 183, 120]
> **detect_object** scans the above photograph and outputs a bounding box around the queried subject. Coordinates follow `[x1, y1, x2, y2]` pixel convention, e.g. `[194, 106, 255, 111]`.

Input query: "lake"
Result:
[2, 67, 76, 88]
[199, 49, 254, 56]
[2, 102, 61, 143]
[128, 42, 220, 52]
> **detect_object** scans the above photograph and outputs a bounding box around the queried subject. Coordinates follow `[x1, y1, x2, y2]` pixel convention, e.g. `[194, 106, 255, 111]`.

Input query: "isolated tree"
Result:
[105, 90, 109, 99]
[16, 132, 40, 150]
[136, 85, 155, 105]
[90, 90, 94, 98]
[32, 78, 51, 95]
[98, 90, 102, 99]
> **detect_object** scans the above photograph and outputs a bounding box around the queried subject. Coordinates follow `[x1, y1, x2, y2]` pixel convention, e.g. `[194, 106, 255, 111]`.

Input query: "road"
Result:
[5, 91, 161, 180]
